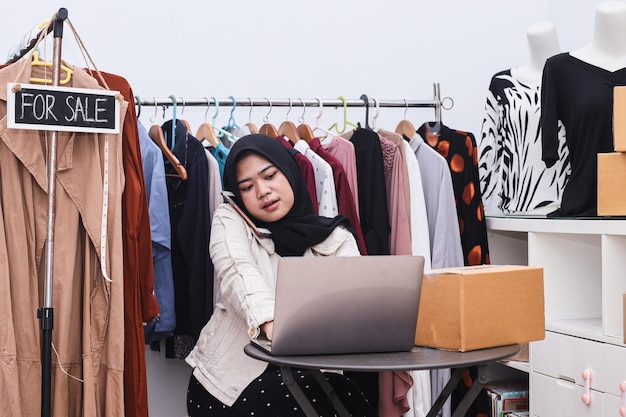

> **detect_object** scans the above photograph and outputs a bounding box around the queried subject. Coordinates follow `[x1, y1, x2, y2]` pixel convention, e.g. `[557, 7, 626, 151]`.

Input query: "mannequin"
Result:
[569, 0, 626, 71]
[478, 21, 569, 216]
[540, 1, 626, 217]
[511, 21, 561, 85]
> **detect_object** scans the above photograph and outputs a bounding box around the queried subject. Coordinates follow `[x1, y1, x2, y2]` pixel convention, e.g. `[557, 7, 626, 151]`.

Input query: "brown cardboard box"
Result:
[598, 153, 626, 216]
[614, 86, 626, 151]
[414, 265, 545, 352]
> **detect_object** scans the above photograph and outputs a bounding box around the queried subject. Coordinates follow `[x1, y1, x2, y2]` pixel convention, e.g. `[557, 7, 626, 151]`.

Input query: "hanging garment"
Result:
[308, 137, 368, 255]
[378, 134, 413, 256]
[322, 135, 361, 221]
[209, 141, 229, 184]
[418, 123, 490, 266]
[93, 71, 161, 417]
[344, 128, 391, 255]
[275, 136, 319, 214]
[162, 120, 213, 358]
[542, 52, 626, 216]
[409, 134, 463, 269]
[479, 69, 570, 215]
[138, 120, 176, 343]
[294, 139, 339, 218]
[378, 129, 431, 267]
[376, 129, 433, 417]
[0, 58, 127, 417]
[203, 145, 224, 221]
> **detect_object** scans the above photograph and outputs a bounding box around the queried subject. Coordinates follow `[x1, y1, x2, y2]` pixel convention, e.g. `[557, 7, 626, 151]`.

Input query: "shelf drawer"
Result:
[532, 332, 606, 392]
[532, 372, 604, 417]
[604, 392, 622, 417]
[604, 343, 626, 397]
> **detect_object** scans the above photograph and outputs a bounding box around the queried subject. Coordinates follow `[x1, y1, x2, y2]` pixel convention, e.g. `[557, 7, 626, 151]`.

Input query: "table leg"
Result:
[279, 366, 319, 417]
[311, 370, 351, 417]
[450, 365, 489, 417]
[426, 367, 465, 417]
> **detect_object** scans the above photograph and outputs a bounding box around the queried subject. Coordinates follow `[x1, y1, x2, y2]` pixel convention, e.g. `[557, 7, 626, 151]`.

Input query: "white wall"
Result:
[0, 1, 613, 416]
[1, 0, 607, 139]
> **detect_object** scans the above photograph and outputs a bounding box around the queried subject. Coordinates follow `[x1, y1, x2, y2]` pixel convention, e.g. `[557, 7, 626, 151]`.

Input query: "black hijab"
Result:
[223, 134, 353, 256]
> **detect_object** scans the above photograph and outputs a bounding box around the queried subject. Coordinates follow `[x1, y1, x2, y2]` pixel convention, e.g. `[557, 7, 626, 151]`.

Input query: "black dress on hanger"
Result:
[417, 123, 490, 266]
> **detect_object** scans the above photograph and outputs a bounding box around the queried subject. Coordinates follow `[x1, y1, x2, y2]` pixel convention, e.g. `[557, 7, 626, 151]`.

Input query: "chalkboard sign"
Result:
[7, 83, 121, 133]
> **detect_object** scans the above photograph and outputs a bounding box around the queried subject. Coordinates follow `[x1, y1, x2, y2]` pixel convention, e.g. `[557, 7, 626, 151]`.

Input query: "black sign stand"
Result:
[36, 8, 67, 417]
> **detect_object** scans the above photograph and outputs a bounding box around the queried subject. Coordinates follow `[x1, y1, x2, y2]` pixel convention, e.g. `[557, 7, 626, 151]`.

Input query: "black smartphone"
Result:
[221, 190, 272, 237]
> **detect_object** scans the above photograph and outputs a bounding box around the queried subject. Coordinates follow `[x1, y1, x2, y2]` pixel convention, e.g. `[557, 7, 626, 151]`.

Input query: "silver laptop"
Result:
[252, 255, 425, 356]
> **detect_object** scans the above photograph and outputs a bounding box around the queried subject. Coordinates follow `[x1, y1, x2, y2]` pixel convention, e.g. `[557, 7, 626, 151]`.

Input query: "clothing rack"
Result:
[5, 12, 62, 64]
[6, 8, 68, 417]
[134, 95, 441, 109]
[134, 83, 452, 128]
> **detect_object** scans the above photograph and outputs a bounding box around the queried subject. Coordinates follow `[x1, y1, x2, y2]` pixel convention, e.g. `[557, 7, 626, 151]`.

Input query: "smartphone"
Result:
[221, 190, 273, 237]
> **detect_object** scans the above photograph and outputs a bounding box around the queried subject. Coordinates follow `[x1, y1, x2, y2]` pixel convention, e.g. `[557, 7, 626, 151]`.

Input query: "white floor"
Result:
[145, 345, 192, 417]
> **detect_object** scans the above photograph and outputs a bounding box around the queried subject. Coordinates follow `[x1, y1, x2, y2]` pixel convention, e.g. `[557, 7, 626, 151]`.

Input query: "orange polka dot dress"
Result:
[418, 123, 490, 266]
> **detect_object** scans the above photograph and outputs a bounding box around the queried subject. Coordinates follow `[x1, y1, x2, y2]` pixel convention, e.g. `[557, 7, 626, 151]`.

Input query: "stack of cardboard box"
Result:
[601, 87, 626, 215]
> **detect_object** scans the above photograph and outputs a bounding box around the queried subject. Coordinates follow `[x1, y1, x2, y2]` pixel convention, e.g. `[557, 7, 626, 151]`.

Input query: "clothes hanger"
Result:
[135, 95, 142, 118]
[328, 96, 359, 134]
[370, 97, 381, 132]
[245, 97, 259, 134]
[196, 97, 219, 147]
[395, 99, 417, 139]
[148, 97, 188, 180]
[309, 97, 336, 140]
[177, 97, 193, 134]
[208, 95, 237, 143]
[218, 96, 239, 147]
[30, 50, 74, 85]
[225, 96, 240, 131]
[296, 98, 315, 143]
[360, 94, 371, 130]
[425, 83, 443, 136]
[259, 98, 279, 137]
[167, 95, 179, 149]
[277, 98, 300, 144]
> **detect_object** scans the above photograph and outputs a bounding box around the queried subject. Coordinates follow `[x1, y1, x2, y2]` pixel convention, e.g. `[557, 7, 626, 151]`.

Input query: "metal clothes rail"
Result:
[135, 85, 453, 129]
[134, 96, 441, 109]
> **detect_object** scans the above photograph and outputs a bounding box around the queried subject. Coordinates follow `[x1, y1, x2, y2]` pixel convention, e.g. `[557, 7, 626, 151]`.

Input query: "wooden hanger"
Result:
[278, 120, 300, 144]
[259, 98, 279, 137]
[277, 99, 301, 144]
[196, 122, 219, 147]
[30, 51, 74, 85]
[181, 119, 193, 134]
[246, 122, 259, 134]
[244, 97, 259, 133]
[149, 124, 188, 180]
[260, 123, 279, 137]
[395, 99, 417, 139]
[294, 98, 314, 142]
[297, 123, 315, 142]
[395, 119, 417, 139]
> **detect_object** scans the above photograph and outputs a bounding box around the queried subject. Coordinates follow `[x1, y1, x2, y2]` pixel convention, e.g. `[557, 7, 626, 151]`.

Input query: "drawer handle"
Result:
[581, 368, 592, 405]
[619, 381, 626, 417]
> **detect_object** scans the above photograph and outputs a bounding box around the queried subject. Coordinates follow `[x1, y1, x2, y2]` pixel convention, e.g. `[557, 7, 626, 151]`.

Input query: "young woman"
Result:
[185, 134, 377, 417]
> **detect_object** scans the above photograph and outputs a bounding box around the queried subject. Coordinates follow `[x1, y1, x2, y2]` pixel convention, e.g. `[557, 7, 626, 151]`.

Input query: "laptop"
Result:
[252, 255, 425, 356]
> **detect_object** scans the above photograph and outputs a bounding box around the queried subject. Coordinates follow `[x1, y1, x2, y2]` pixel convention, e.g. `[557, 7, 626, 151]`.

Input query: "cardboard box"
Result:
[598, 152, 626, 216]
[614, 86, 626, 151]
[414, 265, 545, 352]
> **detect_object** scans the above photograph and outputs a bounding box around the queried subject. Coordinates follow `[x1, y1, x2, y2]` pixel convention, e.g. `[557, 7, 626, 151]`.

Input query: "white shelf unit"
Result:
[486, 216, 626, 417]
